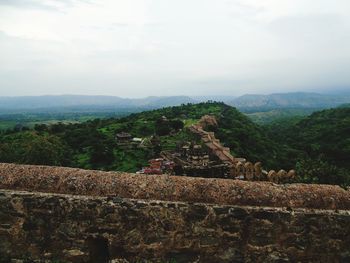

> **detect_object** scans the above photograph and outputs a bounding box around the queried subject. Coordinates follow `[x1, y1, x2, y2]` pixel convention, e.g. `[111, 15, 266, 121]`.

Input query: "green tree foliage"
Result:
[155, 119, 172, 136]
[0, 132, 71, 166]
[266, 106, 350, 186]
[89, 133, 115, 167]
[296, 156, 349, 187]
[213, 104, 295, 169]
[0, 102, 348, 186]
[171, 119, 184, 130]
[34, 124, 48, 132]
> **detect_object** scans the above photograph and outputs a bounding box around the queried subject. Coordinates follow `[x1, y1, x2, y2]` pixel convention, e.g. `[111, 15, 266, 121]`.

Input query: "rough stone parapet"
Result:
[0, 163, 349, 210]
[1, 189, 349, 262]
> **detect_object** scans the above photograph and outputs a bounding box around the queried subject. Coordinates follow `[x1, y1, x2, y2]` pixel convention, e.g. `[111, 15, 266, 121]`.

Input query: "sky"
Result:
[0, 0, 350, 98]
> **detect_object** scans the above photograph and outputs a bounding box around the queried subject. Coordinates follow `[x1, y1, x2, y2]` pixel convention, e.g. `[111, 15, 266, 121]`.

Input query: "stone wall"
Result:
[1, 189, 350, 263]
[1, 163, 350, 262]
[1, 163, 350, 210]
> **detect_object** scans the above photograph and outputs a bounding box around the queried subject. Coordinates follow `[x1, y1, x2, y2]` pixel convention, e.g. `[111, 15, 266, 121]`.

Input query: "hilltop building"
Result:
[115, 132, 132, 143]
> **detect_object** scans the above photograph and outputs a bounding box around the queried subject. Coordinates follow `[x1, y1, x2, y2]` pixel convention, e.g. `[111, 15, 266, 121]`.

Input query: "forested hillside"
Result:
[0, 102, 349, 186]
[265, 106, 350, 186]
[0, 103, 288, 171]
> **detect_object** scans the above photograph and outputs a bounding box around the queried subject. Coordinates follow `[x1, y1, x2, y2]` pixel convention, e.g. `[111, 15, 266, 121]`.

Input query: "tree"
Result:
[25, 134, 71, 166]
[155, 124, 171, 136]
[90, 142, 114, 167]
[34, 124, 48, 132]
[171, 119, 184, 131]
[295, 155, 349, 187]
[0, 132, 72, 166]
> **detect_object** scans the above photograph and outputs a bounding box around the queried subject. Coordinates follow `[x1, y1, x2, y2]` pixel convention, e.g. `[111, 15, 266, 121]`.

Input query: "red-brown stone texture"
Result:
[1, 190, 350, 263]
[0, 163, 350, 210]
[1, 163, 350, 262]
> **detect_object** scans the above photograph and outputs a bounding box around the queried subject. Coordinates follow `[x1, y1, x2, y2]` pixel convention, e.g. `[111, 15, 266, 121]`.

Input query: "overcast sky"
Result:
[0, 0, 349, 97]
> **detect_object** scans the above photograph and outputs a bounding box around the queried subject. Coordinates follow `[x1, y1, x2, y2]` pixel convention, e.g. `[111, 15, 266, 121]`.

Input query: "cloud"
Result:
[0, 0, 75, 11]
[268, 14, 347, 41]
[0, 0, 350, 97]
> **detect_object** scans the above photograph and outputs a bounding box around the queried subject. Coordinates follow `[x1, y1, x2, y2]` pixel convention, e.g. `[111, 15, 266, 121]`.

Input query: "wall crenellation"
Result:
[189, 115, 296, 183]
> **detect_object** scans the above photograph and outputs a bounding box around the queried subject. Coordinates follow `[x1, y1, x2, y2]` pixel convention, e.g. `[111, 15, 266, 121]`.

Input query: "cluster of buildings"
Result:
[116, 115, 295, 183]
[160, 143, 231, 178]
[136, 158, 175, 175]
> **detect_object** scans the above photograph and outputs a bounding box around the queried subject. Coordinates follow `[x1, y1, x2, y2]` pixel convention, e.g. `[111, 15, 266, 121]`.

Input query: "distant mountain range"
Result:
[0, 95, 196, 112]
[226, 92, 350, 110]
[0, 92, 349, 113]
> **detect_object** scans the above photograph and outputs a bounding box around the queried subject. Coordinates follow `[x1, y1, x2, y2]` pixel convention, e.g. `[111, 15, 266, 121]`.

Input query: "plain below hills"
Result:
[1, 92, 350, 111]
[0, 91, 350, 129]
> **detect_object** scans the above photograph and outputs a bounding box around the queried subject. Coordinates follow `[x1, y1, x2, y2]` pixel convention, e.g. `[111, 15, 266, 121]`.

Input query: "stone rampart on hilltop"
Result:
[0, 163, 350, 262]
[189, 115, 296, 183]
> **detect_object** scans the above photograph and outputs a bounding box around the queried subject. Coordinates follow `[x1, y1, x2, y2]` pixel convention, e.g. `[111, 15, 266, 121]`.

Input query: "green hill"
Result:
[0, 102, 290, 172]
[0, 102, 348, 186]
[266, 107, 350, 186]
[208, 104, 295, 169]
[245, 108, 317, 124]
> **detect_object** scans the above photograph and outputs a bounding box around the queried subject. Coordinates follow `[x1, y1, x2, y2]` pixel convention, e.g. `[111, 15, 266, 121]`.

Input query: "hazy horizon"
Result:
[1, 0, 350, 97]
[0, 89, 349, 99]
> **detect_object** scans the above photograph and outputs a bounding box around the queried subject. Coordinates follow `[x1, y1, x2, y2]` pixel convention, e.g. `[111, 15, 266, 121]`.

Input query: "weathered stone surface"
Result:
[0, 163, 350, 210]
[1, 163, 350, 262]
[0, 190, 350, 263]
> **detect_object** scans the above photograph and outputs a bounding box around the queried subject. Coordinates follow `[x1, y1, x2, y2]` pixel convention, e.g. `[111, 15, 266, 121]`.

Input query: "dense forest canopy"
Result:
[265, 106, 350, 186]
[0, 102, 349, 186]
